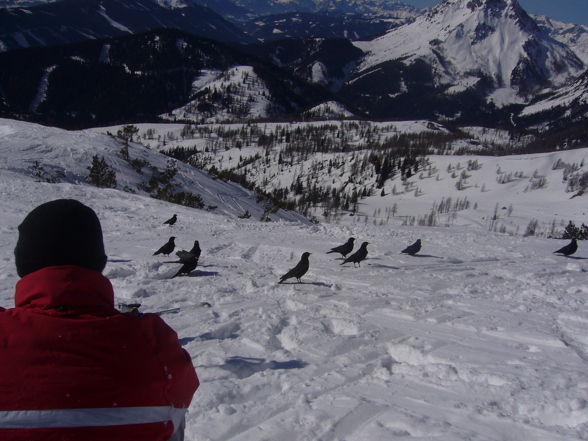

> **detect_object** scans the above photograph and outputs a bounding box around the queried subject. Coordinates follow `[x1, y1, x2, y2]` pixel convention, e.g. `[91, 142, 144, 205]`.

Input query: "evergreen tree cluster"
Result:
[86, 155, 117, 188]
[156, 120, 437, 220]
[139, 160, 204, 209]
[562, 221, 588, 240]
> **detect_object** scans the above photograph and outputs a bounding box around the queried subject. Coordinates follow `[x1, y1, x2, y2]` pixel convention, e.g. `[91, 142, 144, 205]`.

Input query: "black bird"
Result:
[175, 240, 201, 262]
[278, 252, 312, 284]
[341, 242, 369, 267]
[187, 240, 201, 261]
[401, 239, 422, 256]
[163, 214, 177, 225]
[327, 237, 355, 257]
[153, 237, 176, 256]
[170, 254, 198, 278]
[554, 238, 578, 256]
[164, 245, 200, 278]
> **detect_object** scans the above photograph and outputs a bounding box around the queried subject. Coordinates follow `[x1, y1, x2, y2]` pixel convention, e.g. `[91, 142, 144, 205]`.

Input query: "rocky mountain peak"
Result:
[424, 0, 537, 32]
[354, 0, 584, 106]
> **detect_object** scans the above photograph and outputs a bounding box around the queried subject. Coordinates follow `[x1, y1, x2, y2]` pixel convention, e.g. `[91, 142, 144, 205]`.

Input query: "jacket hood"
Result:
[14, 265, 116, 316]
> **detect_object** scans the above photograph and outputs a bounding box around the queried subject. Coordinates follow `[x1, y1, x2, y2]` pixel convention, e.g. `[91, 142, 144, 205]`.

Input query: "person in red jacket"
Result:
[0, 199, 199, 440]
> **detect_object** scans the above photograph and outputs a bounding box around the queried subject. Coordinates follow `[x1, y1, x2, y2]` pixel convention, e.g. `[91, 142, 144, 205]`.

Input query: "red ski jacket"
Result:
[0, 265, 199, 441]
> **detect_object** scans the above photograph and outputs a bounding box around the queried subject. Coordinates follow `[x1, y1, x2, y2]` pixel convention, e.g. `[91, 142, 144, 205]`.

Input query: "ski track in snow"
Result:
[1, 121, 588, 440]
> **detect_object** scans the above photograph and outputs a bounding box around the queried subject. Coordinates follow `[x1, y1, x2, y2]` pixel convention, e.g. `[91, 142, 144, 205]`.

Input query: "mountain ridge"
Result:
[352, 0, 584, 104]
[0, 0, 253, 52]
[0, 28, 341, 128]
[0, 0, 586, 140]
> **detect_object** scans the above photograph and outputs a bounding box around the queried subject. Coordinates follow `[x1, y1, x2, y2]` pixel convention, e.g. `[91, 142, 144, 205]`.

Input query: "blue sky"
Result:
[403, 0, 588, 27]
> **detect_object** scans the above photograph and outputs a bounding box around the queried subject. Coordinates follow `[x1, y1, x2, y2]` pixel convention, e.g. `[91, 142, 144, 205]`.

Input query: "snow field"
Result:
[1, 118, 588, 439]
[118, 212, 588, 441]
[4, 181, 587, 440]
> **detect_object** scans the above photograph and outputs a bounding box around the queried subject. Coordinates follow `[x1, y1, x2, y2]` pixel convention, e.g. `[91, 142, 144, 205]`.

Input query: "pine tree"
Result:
[562, 221, 580, 239]
[86, 155, 117, 188]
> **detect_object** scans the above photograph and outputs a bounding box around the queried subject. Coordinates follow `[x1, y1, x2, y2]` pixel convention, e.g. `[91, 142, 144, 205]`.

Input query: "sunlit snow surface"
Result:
[0, 118, 588, 440]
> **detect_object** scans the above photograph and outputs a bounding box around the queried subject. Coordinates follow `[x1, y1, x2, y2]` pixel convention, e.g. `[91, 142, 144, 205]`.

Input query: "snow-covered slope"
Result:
[161, 66, 276, 123]
[301, 101, 355, 119]
[119, 119, 588, 237]
[520, 69, 588, 119]
[353, 0, 585, 106]
[1, 117, 588, 441]
[0, 118, 306, 222]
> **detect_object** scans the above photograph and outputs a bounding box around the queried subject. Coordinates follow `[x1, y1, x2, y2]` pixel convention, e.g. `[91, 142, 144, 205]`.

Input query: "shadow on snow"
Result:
[219, 356, 308, 379]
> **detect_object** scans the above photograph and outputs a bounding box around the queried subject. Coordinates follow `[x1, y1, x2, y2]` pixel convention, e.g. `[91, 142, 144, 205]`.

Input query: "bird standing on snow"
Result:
[175, 240, 201, 262]
[341, 242, 369, 267]
[169, 253, 198, 278]
[401, 239, 422, 256]
[163, 214, 177, 225]
[554, 238, 578, 256]
[165, 242, 200, 278]
[327, 237, 355, 257]
[278, 252, 312, 284]
[153, 236, 176, 256]
[186, 240, 202, 261]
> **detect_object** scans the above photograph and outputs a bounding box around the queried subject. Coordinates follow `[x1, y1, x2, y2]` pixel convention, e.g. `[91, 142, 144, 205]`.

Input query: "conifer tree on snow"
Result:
[86, 155, 117, 188]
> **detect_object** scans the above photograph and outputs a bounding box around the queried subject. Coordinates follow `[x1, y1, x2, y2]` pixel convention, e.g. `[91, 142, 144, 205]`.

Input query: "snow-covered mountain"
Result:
[0, 28, 341, 128]
[0, 0, 423, 21]
[161, 61, 359, 123]
[352, 0, 585, 107]
[0, 0, 252, 52]
[161, 66, 279, 123]
[0, 0, 201, 8]
[2, 0, 588, 133]
[301, 101, 355, 119]
[198, 0, 422, 21]
[0, 0, 56, 5]
[239, 11, 398, 42]
[533, 15, 588, 64]
[245, 37, 365, 93]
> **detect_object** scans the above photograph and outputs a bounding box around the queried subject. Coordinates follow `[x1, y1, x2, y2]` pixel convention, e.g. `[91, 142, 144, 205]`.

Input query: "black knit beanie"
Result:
[14, 199, 107, 277]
